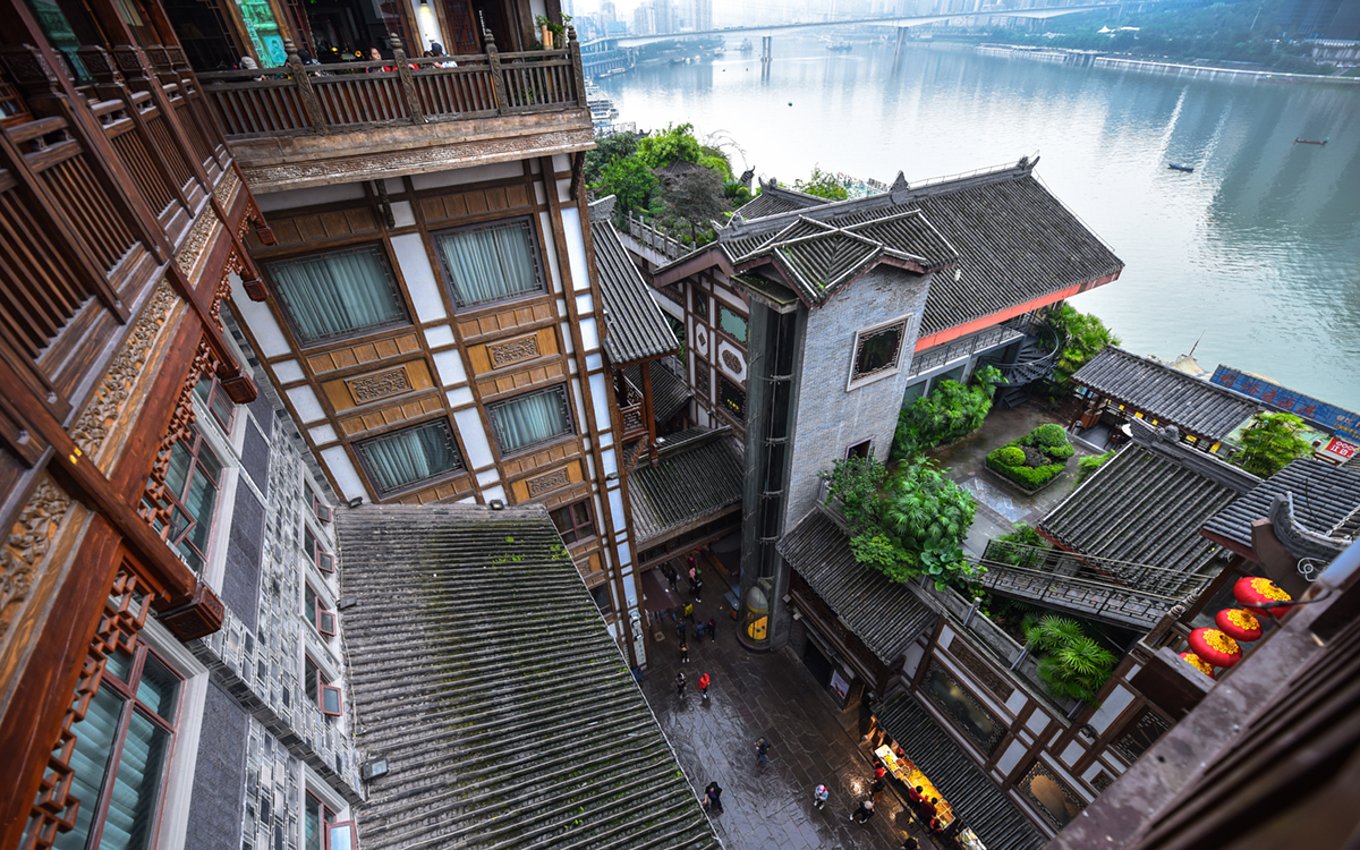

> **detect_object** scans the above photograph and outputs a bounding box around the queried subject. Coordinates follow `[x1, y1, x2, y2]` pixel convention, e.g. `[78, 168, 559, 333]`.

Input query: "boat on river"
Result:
[1168, 162, 1194, 173]
[1294, 137, 1328, 146]
[738, 38, 753, 53]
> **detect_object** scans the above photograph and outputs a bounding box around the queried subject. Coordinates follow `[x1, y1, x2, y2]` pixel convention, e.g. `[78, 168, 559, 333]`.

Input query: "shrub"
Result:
[1031, 423, 1069, 448]
[892, 365, 1002, 460]
[995, 446, 1026, 467]
[1232, 412, 1312, 478]
[1047, 304, 1119, 386]
[990, 523, 1050, 569]
[1025, 615, 1117, 702]
[1076, 450, 1115, 485]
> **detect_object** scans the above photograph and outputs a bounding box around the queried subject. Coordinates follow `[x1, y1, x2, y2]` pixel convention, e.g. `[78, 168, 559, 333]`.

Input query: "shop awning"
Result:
[640, 566, 686, 612]
[876, 691, 1047, 850]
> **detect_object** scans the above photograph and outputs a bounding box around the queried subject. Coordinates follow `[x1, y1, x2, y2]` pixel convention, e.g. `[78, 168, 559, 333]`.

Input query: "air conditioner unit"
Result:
[316, 502, 334, 523]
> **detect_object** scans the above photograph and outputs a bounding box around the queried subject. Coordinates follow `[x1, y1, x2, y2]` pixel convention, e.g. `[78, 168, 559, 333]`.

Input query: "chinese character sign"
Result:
[1211, 366, 1360, 441]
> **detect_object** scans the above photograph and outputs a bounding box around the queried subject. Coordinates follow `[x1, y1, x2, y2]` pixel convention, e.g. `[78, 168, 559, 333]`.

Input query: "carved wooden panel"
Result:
[467, 327, 557, 375]
[947, 638, 1015, 702]
[509, 461, 583, 503]
[392, 473, 474, 506]
[140, 341, 218, 532]
[321, 359, 434, 412]
[337, 394, 443, 437]
[500, 439, 578, 479]
[304, 332, 422, 376]
[417, 183, 532, 227]
[24, 566, 155, 850]
[0, 477, 75, 647]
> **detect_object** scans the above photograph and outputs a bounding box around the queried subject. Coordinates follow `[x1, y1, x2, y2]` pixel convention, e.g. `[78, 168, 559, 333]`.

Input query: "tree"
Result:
[794, 166, 850, 201]
[636, 123, 705, 169]
[892, 365, 1002, 459]
[1233, 412, 1312, 478]
[593, 157, 658, 219]
[821, 454, 889, 532]
[1047, 304, 1119, 386]
[585, 131, 640, 186]
[661, 166, 727, 242]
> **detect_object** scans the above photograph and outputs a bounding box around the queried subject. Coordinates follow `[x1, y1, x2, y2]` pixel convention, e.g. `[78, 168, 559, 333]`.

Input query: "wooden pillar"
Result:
[641, 357, 658, 461]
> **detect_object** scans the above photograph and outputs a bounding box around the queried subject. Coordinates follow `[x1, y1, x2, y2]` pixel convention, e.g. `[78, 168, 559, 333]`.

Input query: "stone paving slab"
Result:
[642, 581, 940, 850]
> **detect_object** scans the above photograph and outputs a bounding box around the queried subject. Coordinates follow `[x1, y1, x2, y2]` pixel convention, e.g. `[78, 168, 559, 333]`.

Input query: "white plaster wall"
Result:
[391, 233, 447, 323]
[257, 183, 366, 212]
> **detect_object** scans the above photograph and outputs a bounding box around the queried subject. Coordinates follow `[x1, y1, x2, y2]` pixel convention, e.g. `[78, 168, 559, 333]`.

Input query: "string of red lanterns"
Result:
[1177, 577, 1291, 678]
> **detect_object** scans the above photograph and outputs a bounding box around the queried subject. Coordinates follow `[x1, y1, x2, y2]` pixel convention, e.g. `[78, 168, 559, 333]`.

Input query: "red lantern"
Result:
[1179, 651, 1215, 678]
[1233, 576, 1292, 620]
[1188, 628, 1243, 668]
[1215, 608, 1263, 641]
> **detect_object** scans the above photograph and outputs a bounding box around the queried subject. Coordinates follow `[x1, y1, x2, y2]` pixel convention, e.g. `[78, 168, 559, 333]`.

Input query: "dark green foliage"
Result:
[635, 123, 705, 169]
[584, 132, 640, 186]
[892, 365, 1002, 460]
[1024, 615, 1116, 702]
[986, 423, 1074, 491]
[660, 167, 727, 242]
[1076, 450, 1115, 485]
[822, 457, 981, 591]
[990, 523, 1050, 569]
[1047, 304, 1119, 386]
[793, 166, 850, 201]
[1232, 412, 1312, 478]
[594, 157, 659, 221]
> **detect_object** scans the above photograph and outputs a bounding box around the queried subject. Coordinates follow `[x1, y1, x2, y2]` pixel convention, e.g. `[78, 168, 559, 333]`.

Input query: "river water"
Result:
[599, 38, 1360, 409]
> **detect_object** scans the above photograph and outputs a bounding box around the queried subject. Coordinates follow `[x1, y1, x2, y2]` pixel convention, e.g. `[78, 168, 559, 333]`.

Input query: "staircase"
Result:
[986, 317, 1061, 408]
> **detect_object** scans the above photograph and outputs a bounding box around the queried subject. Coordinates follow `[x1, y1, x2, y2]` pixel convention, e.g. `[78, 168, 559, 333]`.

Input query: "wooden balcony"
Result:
[199, 33, 595, 192]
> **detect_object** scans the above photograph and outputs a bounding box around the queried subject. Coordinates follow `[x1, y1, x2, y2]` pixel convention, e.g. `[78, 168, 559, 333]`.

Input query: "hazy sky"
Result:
[569, 0, 849, 26]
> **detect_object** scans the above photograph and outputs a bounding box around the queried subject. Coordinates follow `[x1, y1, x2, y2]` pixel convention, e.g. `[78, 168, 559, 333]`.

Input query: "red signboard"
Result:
[1318, 437, 1357, 464]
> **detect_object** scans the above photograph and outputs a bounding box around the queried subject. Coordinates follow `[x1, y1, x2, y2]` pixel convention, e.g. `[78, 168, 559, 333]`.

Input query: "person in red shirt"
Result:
[698, 672, 711, 701]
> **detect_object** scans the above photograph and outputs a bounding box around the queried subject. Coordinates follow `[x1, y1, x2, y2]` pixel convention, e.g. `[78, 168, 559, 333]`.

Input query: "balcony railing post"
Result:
[483, 20, 508, 114]
[568, 26, 587, 108]
[389, 32, 424, 124]
[284, 39, 326, 133]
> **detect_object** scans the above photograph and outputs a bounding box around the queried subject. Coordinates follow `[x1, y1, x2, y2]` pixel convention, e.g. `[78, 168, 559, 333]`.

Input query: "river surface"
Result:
[599, 38, 1360, 409]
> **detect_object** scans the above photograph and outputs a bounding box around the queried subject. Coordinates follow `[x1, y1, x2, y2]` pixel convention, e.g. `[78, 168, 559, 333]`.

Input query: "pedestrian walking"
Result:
[812, 783, 829, 810]
[676, 619, 687, 641]
[870, 776, 886, 797]
[665, 564, 679, 591]
[679, 641, 690, 663]
[706, 617, 717, 641]
[675, 672, 686, 698]
[687, 552, 698, 581]
[692, 577, 704, 602]
[698, 672, 710, 701]
[703, 781, 724, 814]
[849, 797, 875, 823]
[683, 602, 695, 622]
[900, 839, 920, 850]
[753, 736, 770, 768]
[694, 621, 707, 640]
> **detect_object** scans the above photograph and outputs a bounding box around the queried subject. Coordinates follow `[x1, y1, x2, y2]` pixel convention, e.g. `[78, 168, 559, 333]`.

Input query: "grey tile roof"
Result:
[629, 428, 744, 546]
[778, 509, 938, 666]
[590, 200, 679, 364]
[1073, 346, 1261, 442]
[1203, 458, 1360, 549]
[731, 183, 824, 219]
[875, 691, 1047, 850]
[625, 357, 692, 425]
[337, 503, 719, 850]
[1040, 424, 1259, 594]
[703, 160, 1123, 334]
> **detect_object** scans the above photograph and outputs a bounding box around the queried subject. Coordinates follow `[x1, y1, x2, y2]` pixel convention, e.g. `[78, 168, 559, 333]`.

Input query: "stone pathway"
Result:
[641, 576, 938, 850]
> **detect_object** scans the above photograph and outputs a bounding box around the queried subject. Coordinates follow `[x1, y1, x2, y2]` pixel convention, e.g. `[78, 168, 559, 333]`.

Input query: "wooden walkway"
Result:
[977, 561, 1177, 630]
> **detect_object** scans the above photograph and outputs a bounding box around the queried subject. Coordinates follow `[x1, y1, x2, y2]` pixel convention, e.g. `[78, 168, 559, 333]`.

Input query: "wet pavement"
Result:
[642, 564, 937, 850]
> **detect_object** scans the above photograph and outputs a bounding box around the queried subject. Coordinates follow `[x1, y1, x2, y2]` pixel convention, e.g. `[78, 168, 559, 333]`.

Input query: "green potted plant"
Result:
[535, 14, 571, 49]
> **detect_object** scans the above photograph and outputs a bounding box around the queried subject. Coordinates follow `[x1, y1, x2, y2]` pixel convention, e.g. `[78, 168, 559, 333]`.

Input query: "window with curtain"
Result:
[717, 305, 748, 343]
[435, 218, 545, 309]
[152, 429, 222, 573]
[354, 419, 464, 495]
[48, 643, 180, 850]
[550, 500, 595, 545]
[265, 245, 410, 346]
[488, 386, 573, 455]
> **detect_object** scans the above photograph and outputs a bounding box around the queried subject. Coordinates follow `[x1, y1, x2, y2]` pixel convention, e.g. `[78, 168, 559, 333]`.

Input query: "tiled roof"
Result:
[731, 182, 824, 219]
[778, 509, 937, 666]
[629, 428, 744, 546]
[703, 160, 1122, 334]
[590, 198, 679, 364]
[337, 503, 719, 850]
[1203, 458, 1360, 550]
[1073, 346, 1261, 442]
[1040, 424, 1259, 594]
[876, 692, 1047, 850]
[625, 357, 692, 425]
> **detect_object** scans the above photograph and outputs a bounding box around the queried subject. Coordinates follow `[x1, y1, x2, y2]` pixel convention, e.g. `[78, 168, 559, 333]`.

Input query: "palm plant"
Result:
[1025, 615, 1116, 702]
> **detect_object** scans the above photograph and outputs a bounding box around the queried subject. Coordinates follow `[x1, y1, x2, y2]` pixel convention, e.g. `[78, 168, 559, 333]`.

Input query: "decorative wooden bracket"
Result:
[570, 150, 586, 201]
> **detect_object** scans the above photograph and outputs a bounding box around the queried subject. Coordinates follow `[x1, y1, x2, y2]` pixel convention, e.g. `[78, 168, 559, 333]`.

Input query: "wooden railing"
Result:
[0, 41, 231, 414]
[199, 31, 587, 140]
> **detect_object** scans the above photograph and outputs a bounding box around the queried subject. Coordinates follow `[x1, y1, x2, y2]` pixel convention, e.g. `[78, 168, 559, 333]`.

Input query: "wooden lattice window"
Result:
[551, 500, 595, 545]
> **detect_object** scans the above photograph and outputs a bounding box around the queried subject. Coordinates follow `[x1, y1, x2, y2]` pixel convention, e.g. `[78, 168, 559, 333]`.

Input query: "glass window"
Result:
[354, 420, 464, 496]
[718, 378, 745, 422]
[153, 430, 222, 573]
[48, 643, 180, 850]
[717, 305, 748, 343]
[265, 245, 409, 346]
[488, 386, 573, 455]
[1021, 763, 1084, 829]
[304, 793, 335, 850]
[551, 500, 595, 545]
[852, 320, 907, 383]
[691, 289, 709, 322]
[193, 374, 235, 430]
[435, 219, 544, 309]
[922, 662, 1004, 753]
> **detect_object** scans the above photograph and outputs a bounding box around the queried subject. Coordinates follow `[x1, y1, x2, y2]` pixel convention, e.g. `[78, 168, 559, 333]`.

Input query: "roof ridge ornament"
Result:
[889, 171, 910, 204]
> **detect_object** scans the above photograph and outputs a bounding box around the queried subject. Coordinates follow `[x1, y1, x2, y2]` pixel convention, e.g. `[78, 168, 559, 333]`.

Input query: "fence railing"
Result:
[624, 211, 687, 260]
[909, 323, 1023, 377]
[199, 31, 587, 140]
